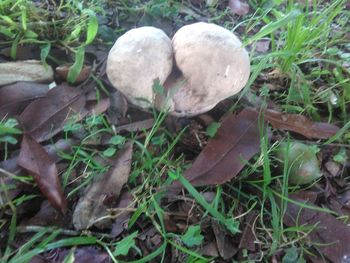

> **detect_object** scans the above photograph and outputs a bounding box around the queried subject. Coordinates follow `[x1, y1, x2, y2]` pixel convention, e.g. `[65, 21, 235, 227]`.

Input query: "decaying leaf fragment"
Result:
[73, 142, 133, 230]
[182, 108, 261, 186]
[17, 134, 67, 213]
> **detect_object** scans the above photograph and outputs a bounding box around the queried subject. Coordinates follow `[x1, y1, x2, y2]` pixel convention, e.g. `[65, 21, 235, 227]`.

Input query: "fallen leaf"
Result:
[264, 109, 339, 139]
[17, 134, 67, 213]
[73, 142, 133, 230]
[228, 0, 250, 16]
[324, 161, 341, 177]
[284, 191, 350, 262]
[111, 191, 135, 237]
[0, 138, 75, 206]
[56, 64, 91, 83]
[0, 138, 76, 176]
[34, 246, 109, 263]
[114, 119, 155, 134]
[200, 241, 219, 257]
[239, 211, 258, 252]
[107, 90, 128, 125]
[19, 84, 87, 142]
[0, 60, 53, 86]
[212, 220, 238, 259]
[23, 200, 70, 227]
[0, 82, 49, 119]
[255, 39, 270, 53]
[85, 89, 111, 115]
[182, 108, 260, 186]
[0, 45, 40, 60]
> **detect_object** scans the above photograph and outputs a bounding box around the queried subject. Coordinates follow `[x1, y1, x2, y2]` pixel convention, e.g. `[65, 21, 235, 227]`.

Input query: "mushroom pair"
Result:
[106, 22, 250, 117]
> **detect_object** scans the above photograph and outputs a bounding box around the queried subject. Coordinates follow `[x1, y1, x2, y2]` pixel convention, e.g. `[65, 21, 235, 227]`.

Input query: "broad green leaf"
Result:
[67, 47, 85, 84]
[10, 33, 20, 59]
[20, 6, 27, 30]
[0, 15, 15, 25]
[84, 9, 98, 45]
[109, 135, 126, 145]
[70, 25, 82, 40]
[40, 43, 51, 68]
[0, 25, 14, 38]
[181, 225, 204, 247]
[0, 124, 21, 136]
[113, 231, 138, 257]
[23, 30, 38, 39]
[206, 122, 220, 138]
[103, 147, 116, 157]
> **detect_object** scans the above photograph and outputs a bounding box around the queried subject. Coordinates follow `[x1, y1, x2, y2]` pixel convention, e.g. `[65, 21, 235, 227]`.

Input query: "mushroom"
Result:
[161, 22, 250, 116]
[107, 27, 173, 109]
[277, 142, 322, 185]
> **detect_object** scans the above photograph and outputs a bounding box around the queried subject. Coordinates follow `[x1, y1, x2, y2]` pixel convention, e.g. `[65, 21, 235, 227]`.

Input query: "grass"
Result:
[1, 0, 350, 262]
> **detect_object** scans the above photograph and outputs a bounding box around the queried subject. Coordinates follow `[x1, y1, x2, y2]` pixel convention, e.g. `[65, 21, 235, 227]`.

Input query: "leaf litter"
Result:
[179, 108, 261, 187]
[284, 191, 350, 262]
[73, 142, 133, 230]
[19, 84, 109, 142]
[17, 133, 67, 213]
[0, 82, 49, 119]
[0, 2, 349, 262]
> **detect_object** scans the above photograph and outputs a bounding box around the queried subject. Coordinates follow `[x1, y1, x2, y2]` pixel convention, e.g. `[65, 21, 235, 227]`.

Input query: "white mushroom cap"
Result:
[164, 22, 250, 116]
[107, 27, 173, 108]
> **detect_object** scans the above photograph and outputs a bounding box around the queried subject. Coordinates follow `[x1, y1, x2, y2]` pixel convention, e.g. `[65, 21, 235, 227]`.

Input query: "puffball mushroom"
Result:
[107, 23, 250, 116]
[164, 22, 250, 116]
[106, 27, 173, 108]
[277, 142, 322, 185]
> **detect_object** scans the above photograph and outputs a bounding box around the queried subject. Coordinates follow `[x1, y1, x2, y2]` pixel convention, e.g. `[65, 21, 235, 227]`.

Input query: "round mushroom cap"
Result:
[107, 27, 173, 108]
[168, 22, 250, 116]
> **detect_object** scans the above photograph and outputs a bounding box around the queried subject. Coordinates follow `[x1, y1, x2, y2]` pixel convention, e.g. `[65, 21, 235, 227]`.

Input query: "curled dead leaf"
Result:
[264, 109, 339, 139]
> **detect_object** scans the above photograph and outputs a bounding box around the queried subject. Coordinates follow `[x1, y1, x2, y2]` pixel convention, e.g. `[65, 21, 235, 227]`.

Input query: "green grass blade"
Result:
[245, 9, 301, 45]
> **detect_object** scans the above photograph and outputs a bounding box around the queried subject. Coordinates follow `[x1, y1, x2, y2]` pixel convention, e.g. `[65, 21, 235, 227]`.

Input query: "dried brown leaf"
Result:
[264, 109, 339, 139]
[17, 134, 67, 213]
[183, 108, 260, 186]
[0, 139, 75, 206]
[0, 82, 49, 118]
[212, 220, 238, 259]
[239, 211, 258, 252]
[73, 142, 133, 230]
[110, 191, 135, 237]
[284, 191, 350, 262]
[24, 200, 70, 228]
[19, 84, 87, 142]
